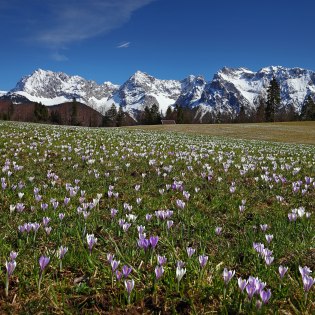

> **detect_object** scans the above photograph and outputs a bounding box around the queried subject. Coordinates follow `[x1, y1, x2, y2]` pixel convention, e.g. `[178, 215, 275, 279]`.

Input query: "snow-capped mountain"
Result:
[200, 66, 315, 114]
[3, 66, 315, 117]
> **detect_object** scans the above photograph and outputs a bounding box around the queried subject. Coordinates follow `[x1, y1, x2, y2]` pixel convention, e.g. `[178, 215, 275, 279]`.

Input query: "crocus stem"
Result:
[5, 274, 9, 297]
[38, 272, 43, 294]
[60, 260, 62, 272]
[128, 294, 131, 305]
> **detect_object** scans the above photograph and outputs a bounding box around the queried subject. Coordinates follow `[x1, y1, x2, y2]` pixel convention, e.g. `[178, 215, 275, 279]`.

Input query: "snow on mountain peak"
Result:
[5, 66, 315, 117]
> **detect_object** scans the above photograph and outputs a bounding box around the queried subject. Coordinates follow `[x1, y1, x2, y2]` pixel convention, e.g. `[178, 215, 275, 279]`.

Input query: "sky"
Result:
[0, 0, 314, 90]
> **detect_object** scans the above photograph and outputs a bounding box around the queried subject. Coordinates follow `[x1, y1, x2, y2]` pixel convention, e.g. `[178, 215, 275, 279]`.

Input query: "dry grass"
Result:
[125, 121, 315, 145]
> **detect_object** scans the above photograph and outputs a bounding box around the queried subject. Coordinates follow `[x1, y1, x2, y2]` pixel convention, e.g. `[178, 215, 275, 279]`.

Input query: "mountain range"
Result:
[1, 66, 315, 119]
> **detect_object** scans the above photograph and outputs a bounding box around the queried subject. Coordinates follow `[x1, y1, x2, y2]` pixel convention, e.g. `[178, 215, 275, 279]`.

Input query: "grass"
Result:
[126, 121, 315, 144]
[0, 120, 314, 314]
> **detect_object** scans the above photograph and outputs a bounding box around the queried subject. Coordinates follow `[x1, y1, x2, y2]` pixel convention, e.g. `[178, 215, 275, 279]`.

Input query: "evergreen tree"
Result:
[116, 104, 125, 126]
[237, 105, 246, 123]
[301, 95, 315, 120]
[142, 106, 152, 124]
[255, 97, 266, 123]
[265, 77, 281, 122]
[150, 103, 161, 124]
[165, 106, 173, 120]
[103, 104, 118, 127]
[34, 102, 48, 122]
[50, 110, 62, 124]
[175, 104, 184, 123]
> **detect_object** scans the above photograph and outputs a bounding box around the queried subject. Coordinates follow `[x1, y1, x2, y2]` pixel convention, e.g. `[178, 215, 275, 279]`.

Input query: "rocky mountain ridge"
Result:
[2, 66, 315, 118]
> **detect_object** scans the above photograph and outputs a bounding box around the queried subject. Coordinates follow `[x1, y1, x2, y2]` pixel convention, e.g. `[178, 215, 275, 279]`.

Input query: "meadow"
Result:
[0, 121, 314, 314]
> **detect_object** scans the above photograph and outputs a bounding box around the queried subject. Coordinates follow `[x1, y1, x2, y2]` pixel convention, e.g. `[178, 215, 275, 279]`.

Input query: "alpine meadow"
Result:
[0, 121, 314, 313]
[1, 0, 315, 314]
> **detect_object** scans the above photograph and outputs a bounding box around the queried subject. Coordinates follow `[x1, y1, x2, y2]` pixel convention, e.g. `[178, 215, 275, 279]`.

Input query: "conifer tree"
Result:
[165, 106, 173, 120]
[116, 104, 125, 126]
[301, 95, 315, 120]
[265, 77, 281, 122]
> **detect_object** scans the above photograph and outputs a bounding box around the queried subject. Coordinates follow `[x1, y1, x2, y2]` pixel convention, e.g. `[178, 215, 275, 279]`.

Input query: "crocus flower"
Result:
[5, 260, 17, 277]
[176, 199, 185, 209]
[86, 234, 97, 253]
[186, 247, 196, 258]
[155, 265, 164, 280]
[115, 270, 123, 281]
[238, 277, 247, 291]
[9, 251, 18, 261]
[302, 275, 315, 292]
[176, 266, 186, 282]
[265, 234, 273, 244]
[299, 266, 312, 277]
[124, 279, 135, 303]
[157, 255, 167, 266]
[111, 260, 120, 272]
[149, 236, 159, 248]
[260, 289, 271, 304]
[199, 255, 208, 268]
[122, 265, 132, 278]
[107, 253, 114, 264]
[223, 268, 235, 284]
[58, 246, 68, 260]
[278, 266, 288, 279]
[166, 220, 174, 229]
[215, 227, 222, 235]
[260, 224, 268, 232]
[39, 256, 50, 273]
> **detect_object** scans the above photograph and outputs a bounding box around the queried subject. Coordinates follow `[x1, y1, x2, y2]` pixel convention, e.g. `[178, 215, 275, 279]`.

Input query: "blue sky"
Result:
[0, 0, 314, 90]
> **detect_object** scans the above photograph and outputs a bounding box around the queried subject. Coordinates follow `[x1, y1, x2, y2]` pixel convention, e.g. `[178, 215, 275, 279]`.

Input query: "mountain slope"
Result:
[5, 66, 315, 117]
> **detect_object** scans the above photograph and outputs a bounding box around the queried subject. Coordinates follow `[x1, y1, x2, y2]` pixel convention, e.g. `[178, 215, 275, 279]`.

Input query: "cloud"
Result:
[51, 52, 69, 61]
[30, 0, 155, 48]
[117, 42, 130, 48]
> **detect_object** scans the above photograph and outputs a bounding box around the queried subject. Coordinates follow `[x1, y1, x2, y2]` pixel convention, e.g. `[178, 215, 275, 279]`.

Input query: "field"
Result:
[127, 121, 315, 145]
[0, 120, 314, 314]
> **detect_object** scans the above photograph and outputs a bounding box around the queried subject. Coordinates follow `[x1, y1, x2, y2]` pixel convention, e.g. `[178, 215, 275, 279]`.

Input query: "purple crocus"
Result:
[299, 266, 312, 277]
[111, 260, 120, 272]
[86, 234, 97, 253]
[39, 256, 50, 273]
[302, 275, 315, 292]
[5, 260, 17, 277]
[149, 236, 159, 249]
[115, 270, 123, 281]
[265, 234, 273, 244]
[124, 279, 135, 303]
[223, 268, 235, 284]
[166, 220, 174, 229]
[157, 255, 167, 266]
[58, 246, 68, 260]
[176, 199, 185, 209]
[186, 247, 196, 258]
[155, 265, 164, 280]
[238, 277, 247, 292]
[122, 265, 132, 278]
[198, 255, 208, 268]
[9, 251, 18, 261]
[260, 289, 271, 304]
[215, 227, 222, 235]
[278, 265, 288, 279]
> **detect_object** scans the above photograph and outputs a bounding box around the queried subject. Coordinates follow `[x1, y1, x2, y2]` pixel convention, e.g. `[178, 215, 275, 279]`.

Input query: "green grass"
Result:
[0, 120, 314, 314]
